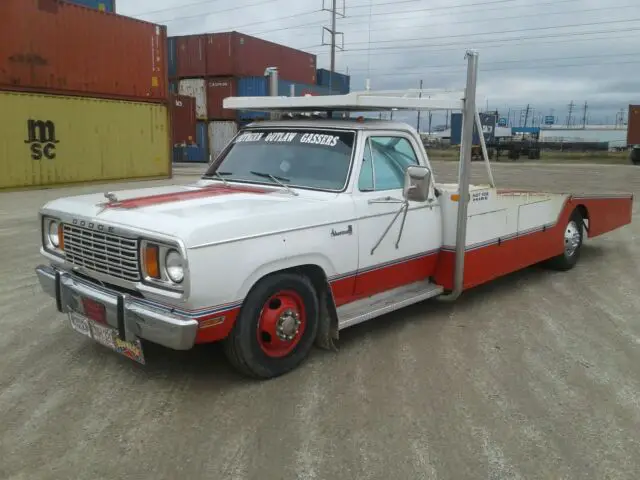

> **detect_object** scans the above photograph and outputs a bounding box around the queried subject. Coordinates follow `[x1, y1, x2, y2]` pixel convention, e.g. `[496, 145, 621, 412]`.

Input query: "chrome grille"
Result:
[63, 224, 140, 282]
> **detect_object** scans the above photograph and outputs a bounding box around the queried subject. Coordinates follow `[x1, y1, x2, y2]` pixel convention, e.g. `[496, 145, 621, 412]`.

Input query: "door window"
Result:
[357, 136, 419, 192]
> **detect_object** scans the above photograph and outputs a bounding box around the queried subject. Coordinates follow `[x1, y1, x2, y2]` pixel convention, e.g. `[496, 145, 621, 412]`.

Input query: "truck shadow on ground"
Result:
[114, 245, 608, 386]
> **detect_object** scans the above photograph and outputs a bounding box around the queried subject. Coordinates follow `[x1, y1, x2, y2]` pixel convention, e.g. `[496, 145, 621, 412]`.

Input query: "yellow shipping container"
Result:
[0, 91, 171, 190]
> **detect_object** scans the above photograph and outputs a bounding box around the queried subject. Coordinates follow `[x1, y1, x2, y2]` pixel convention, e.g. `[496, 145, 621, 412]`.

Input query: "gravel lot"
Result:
[1, 161, 639, 480]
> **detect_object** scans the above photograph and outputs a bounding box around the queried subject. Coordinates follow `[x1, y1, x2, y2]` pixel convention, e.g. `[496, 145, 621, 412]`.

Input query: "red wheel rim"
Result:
[257, 290, 307, 358]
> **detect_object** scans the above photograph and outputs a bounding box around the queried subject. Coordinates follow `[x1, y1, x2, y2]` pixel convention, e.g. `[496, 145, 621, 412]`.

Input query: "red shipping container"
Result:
[206, 32, 316, 85]
[627, 105, 640, 146]
[206, 77, 238, 120]
[0, 0, 167, 102]
[175, 34, 207, 78]
[170, 94, 197, 145]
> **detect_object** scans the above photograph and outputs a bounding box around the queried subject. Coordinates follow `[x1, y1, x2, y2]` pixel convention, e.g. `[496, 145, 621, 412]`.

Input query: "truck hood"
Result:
[40, 181, 353, 247]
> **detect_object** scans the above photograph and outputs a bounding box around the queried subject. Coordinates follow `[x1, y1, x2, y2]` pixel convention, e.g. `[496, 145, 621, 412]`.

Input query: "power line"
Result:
[310, 28, 640, 61]
[133, 0, 284, 20]
[346, 0, 516, 12]
[140, 0, 533, 32]
[346, 52, 640, 75]
[131, 0, 429, 17]
[352, 58, 640, 79]
[296, 2, 638, 41]
[154, 6, 322, 27]
[299, 17, 640, 50]
[128, 0, 228, 17]
[309, 24, 640, 56]
[249, 0, 585, 36]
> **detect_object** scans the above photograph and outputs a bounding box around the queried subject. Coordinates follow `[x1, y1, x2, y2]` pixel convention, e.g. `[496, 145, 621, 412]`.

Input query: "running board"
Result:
[337, 280, 444, 330]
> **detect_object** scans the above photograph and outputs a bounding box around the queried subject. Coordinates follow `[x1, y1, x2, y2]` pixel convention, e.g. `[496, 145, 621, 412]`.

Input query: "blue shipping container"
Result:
[237, 77, 269, 120]
[64, 0, 115, 12]
[237, 77, 342, 120]
[173, 122, 208, 162]
[449, 112, 497, 145]
[168, 37, 177, 79]
[196, 121, 208, 149]
[316, 69, 350, 94]
[173, 145, 207, 163]
[278, 80, 339, 97]
[512, 127, 540, 135]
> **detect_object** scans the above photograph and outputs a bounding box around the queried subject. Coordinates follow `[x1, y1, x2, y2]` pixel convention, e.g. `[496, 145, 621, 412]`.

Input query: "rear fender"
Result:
[570, 195, 633, 238]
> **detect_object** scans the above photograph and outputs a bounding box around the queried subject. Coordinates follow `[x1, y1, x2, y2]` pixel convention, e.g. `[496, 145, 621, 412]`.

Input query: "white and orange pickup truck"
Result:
[35, 52, 633, 378]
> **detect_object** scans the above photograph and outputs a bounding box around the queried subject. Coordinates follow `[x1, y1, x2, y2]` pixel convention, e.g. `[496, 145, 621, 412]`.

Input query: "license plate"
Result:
[68, 311, 145, 364]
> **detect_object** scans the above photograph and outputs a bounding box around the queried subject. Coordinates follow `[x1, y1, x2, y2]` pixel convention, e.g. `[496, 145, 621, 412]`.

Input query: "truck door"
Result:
[352, 132, 442, 299]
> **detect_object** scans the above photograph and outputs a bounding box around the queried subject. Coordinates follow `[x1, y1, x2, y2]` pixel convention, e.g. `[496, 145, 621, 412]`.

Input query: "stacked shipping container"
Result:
[168, 30, 349, 163]
[63, 0, 115, 12]
[316, 69, 351, 95]
[0, 0, 171, 189]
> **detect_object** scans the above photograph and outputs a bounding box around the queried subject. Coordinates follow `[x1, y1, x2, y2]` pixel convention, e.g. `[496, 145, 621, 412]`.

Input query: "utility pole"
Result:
[417, 79, 423, 132]
[322, 0, 345, 92]
[581, 101, 588, 128]
[523, 104, 530, 128]
[567, 100, 575, 127]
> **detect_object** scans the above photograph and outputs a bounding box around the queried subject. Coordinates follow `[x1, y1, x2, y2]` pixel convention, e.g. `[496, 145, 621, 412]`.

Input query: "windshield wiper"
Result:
[250, 171, 299, 196]
[202, 170, 233, 185]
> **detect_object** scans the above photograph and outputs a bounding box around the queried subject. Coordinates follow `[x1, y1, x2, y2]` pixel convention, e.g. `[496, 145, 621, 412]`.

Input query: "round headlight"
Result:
[48, 220, 60, 247]
[165, 250, 185, 283]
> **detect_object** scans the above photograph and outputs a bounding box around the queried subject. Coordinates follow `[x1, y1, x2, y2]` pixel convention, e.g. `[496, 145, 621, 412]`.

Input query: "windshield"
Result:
[203, 128, 356, 191]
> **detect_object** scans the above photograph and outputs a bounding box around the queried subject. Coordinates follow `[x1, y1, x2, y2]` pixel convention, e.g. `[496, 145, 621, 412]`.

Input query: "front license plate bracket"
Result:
[68, 311, 145, 364]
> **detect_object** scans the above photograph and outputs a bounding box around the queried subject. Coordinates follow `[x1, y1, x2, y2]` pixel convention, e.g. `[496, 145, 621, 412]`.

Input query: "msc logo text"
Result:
[24, 119, 59, 160]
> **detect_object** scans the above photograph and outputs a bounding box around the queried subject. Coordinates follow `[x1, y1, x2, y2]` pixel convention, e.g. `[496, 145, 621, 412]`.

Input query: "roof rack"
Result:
[222, 88, 464, 113]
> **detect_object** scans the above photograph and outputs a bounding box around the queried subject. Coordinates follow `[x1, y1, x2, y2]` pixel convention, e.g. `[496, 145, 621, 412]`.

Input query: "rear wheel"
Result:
[544, 209, 584, 271]
[224, 272, 319, 379]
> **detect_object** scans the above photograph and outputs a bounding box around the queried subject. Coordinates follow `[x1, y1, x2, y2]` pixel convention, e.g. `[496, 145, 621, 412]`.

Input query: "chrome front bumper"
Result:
[35, 265, 198, 350]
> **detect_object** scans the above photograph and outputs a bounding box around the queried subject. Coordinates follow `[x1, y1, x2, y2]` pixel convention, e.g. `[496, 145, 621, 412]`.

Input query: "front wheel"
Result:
[224, 272, 319, 379]
[543, 209, 584, 271]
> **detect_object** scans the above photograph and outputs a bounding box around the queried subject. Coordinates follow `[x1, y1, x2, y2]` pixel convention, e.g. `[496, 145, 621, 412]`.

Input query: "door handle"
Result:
[368, 196, 404, 204]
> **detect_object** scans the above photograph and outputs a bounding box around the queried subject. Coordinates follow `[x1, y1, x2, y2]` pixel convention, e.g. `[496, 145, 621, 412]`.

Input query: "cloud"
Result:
[118, 0, 640, 126]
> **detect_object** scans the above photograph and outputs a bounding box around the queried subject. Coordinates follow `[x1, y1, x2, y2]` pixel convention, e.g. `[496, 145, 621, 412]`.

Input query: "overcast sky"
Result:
[117, 0, 640, 127]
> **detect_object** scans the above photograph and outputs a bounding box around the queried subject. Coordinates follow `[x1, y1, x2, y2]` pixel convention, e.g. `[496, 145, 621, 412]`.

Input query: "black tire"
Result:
[223, 272, 319, 379]
[544, 209, 584, 271]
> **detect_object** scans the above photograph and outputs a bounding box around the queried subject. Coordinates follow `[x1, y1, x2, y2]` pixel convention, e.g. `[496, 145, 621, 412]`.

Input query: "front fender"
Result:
[237, 252, 338, 300]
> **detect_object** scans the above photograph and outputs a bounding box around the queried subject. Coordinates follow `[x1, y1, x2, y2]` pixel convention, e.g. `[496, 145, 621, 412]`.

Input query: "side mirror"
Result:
[403, 165, 431, 202]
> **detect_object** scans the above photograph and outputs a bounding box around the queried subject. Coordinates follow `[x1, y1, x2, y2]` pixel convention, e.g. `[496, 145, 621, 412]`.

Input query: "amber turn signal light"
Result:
[143, 244, 160, 279]
[58, 224, 65, 251]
